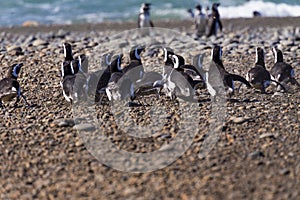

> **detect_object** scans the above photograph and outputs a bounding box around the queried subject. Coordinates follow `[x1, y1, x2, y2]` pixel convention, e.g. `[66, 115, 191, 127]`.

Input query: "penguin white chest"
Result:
[140, 14, 151, 27]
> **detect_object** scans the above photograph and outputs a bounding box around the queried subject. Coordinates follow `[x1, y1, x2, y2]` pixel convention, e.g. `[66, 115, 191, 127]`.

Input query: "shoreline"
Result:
[0, 16, 300, 34]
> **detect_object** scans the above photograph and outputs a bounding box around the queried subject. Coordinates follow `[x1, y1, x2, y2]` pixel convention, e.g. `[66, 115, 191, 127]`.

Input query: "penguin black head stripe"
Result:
[272, 47, 284, 63]
[8, 63, 23, 79]
[211, 45, 222, 63]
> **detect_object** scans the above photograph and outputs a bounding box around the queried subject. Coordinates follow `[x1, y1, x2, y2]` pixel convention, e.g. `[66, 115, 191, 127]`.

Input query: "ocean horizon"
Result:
[1, 0, 300, 27]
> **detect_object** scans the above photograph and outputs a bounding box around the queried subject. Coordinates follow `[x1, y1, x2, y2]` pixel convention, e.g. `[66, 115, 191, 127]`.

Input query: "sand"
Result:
[0, 17, 299, 199]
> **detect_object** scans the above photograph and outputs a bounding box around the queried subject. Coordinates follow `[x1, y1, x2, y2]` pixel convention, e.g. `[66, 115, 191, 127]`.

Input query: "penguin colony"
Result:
[0, 2, 299, 110]
[56, 43, 299, 107]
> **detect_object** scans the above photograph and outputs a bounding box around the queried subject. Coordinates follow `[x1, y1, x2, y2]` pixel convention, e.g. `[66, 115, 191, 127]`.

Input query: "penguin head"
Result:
[130, 45, 145, 61]
[9, 63, 23, 79]
[255, 47, 265, 67]
[102, 53, 112, 66]
[110, 54, 123, 73]
[78, 54, 88, 73]
[212, 3, 220, 11]
[211, 45, 222, 62]
[171, 55, 180, 69]
[195, 4, 202, 11]
[271, 47, 283, 63]
[163, 47, 174, 64]
[63, 42, 73, 60]
[140, 3, 151, 13]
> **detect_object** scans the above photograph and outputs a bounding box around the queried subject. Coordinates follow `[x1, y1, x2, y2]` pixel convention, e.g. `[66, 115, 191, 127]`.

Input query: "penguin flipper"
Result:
[230, 74, 252, 88]
[218, 19, 223, 32]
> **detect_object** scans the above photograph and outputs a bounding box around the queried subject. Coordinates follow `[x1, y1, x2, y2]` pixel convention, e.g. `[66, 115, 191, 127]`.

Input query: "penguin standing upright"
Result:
[208, 46, 251, 97]
[188, 4, 207, 39]
[138, 3, 154, 28]
[207, 3, 223, 37]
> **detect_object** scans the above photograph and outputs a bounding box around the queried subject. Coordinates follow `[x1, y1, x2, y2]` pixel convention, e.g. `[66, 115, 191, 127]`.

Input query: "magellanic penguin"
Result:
[138, 3, 154, 28]
[208, 46, 251, 97]
[60, 60, 89, 103]
[207, 3, 223, 37]
[106, 72, 134, 102]
[122, 45, 145, 83]
[61, 43, 87, 75]
[0, 63, 29, 109]
[61, 42, 75, 77]
[165, 54, 204, 101]
[192, 4, 208, 38]
[95, 54, 123, 103]
[271, 47, 300, 89]
[246, 47, 285, 93]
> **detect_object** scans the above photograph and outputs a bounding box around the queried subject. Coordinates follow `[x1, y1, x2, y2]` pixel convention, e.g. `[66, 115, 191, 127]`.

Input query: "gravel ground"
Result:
[0, 17, 299, 199]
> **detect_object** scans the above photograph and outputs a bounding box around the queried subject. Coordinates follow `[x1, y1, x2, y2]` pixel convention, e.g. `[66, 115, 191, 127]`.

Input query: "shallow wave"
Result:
[220, 1, 300, 18]
[1, 0, 300, 26]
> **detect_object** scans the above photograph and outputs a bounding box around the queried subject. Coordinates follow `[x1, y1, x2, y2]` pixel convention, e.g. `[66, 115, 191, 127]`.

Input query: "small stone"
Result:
[22, 20, 39, 27]
[74, 123, 95, 131]
[248, 151, 264, 159]
[279, 168, 290, 175]
[32, 39, 49, 47]
[229, 116, 252, 124]
[259, 133, 275, 139]
[7, 45, 23, 56]
[54, 118, 75, 127]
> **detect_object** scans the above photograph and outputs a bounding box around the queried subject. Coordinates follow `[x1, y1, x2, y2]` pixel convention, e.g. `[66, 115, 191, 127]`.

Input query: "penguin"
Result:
[246, 47, 285, 93]
[63, 42, 74, 61]
[160, 54, 202, 101]
[95, 54, 123, 103]
[170, 54, 204, 88]
[189, 4, 207, 38]
[61, 43, 86, 75]
[138, 3, 154, 28]
[61, 42, 75, 77]
[271, 47, 300, 89]
[208, 46, 251, 97]
[207, 3, 223, 37]
[122, 46, 145, 83]
[0, 63, 29, 109]
[106, 72, 134, 102]
[60, 60, 88, 103]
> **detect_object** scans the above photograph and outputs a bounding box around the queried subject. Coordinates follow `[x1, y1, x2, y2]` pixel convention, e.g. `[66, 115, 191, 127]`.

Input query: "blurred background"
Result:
[1, 0, 300, 27]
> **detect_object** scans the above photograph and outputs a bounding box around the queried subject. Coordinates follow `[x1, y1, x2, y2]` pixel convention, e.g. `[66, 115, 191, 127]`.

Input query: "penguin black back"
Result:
[207, 3, 222, 37]
[271, 47, 300, 88]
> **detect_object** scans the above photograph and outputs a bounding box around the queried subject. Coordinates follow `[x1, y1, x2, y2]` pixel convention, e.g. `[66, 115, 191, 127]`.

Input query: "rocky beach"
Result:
[0, 17, 300, 199]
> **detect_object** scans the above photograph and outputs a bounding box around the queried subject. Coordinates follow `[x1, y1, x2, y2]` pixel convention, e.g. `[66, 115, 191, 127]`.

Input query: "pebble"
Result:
[32, 39, 49, 47]
[74, 123, 96, 131]
[259, 133, 275, 139]
[53, 118, 75, 127]
[248, 151, 265, 159]
[229, 116, 252, 124]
